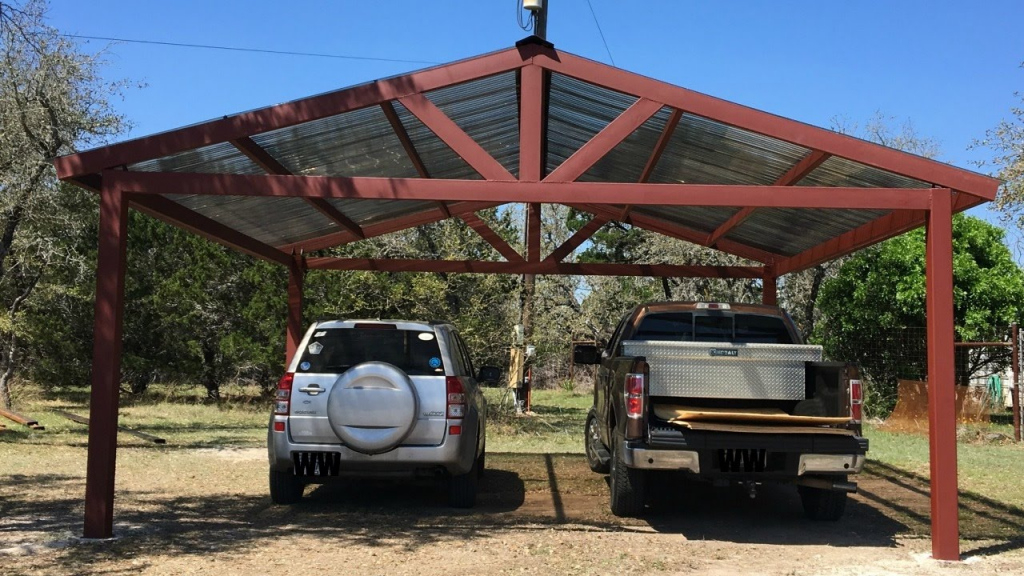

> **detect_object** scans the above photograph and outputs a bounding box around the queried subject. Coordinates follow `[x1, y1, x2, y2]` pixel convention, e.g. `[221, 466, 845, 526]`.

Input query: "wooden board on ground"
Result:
[672, 420, 856, 436]
[654, 404, 850, 426]
[883, 379, 991, 433]
[51, 409, 166, 444]
[0, 407, 45, 430]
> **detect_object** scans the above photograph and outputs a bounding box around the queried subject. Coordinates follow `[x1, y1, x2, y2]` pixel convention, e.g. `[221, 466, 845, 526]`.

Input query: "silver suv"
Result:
[268, 320, 495, 508]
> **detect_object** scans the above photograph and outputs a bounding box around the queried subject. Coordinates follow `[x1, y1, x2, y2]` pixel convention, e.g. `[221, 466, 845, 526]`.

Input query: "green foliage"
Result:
[815, 214, 1024, 414]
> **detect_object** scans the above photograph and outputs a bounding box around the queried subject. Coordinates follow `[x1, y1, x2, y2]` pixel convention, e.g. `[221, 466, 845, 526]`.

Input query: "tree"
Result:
[0, 0, 128, 407]
[814, 214, 1024, 414]
[974, 79, 1024, 250]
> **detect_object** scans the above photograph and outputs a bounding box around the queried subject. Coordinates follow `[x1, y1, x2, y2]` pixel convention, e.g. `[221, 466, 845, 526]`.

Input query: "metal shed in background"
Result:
[54, 37, 1000, 560]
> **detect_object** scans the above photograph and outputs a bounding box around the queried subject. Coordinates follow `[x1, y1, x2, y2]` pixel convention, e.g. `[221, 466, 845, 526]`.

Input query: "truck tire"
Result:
[798, 482, 847, 521]
[609, 435, 646, 517]
[584, 410, 611, 474]
[269, 469, 304, 505]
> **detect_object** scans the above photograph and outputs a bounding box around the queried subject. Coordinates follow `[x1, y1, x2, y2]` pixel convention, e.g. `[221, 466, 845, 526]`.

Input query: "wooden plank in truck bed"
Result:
[671, 420, 856, 436]
[654, 405, 850, 426]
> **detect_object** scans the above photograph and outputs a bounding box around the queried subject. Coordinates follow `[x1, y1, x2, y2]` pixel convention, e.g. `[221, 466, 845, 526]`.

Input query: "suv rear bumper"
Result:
[268, 416, 478, 479]
[621, 427, 868, 479]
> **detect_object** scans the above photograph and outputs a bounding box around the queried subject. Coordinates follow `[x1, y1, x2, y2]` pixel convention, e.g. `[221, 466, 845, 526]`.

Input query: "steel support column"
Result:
[286, 256, 305, 365]
[762, 274, 777, 306]
[925, 189, 959, 561]
[83, 184, 129, 539]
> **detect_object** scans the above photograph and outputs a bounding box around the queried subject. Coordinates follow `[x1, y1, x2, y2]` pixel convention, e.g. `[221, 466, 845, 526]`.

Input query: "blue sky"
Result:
[46, 0, 1024, 248]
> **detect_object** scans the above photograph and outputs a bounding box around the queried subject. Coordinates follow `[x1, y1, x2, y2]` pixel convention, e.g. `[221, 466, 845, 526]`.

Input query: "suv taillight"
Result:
[624, 359, 648, 440]
[446, 376, 465, 433]
[850, 379, 863, 424]
[275, 372, 294, 416]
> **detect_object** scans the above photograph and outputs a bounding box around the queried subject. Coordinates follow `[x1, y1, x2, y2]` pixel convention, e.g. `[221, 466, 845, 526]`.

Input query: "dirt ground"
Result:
[2, 450, 1024, 576]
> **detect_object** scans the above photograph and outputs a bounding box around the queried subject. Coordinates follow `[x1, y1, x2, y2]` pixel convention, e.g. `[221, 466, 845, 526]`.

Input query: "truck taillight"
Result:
[446, 376, 465, 426]
[850, 379, 863, 424]
[624, 359, 648, 441]
[274, 372, 294, 416]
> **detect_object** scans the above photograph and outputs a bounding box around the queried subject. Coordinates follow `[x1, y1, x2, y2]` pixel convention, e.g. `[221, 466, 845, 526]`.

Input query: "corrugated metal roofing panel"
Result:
[579, 106, 672, 183]
[649, 114, 811, 185]
[728, 208, 889, 257]
[168, 194, 338, 247]
[326, 198, 440, 226]
[546, 73, 638, 176]
[797, 156, 930, 188]
[392, 100, 480, 180]
[630, 205, 737, 236]
[128, 142, 265, 175]
[425, 72, 520, 178]
[249, 105, 418, 178]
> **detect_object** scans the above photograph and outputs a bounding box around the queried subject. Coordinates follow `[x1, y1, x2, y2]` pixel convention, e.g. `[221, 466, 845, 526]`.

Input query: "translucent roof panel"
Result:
[326, 198, 440, 227]
[797, 156, 930, 188]
[546, 73, 638, 176]
[649, 114, 811, 185]
[425, 72, 520, 178]
[579, 106, 672, 183]
[392, 100, 480, 180]
[728, 207, 889, 257]
[168, 195, 339, 247]
[128, 142, 265, 175]
[630, 205, 737, 236]
[249, 105, 418, 178]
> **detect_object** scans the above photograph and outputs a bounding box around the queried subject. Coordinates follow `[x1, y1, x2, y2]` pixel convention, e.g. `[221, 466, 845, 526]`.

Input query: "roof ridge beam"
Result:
[545, 214, 611, 263]
[305, 257, 766, 278]
[706, 150, 831, 247]
[56, 47, 531, 180]
[544, 98, 663, 183]
[230, 137, 366, 239]
[129, 195, 291, 266]
[459, 212, 525, 262]
[398, 93, 514, 181]
[533, 51, 999, 199]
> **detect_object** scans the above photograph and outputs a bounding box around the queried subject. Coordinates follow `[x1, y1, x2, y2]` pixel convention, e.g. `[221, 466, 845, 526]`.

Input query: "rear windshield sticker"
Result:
[307, 342, 324, 355]
[429, 357, 442, 369]
[313, 331, 327, 337]
[299, 361, 311, 371]
[417, 332, 435, 341]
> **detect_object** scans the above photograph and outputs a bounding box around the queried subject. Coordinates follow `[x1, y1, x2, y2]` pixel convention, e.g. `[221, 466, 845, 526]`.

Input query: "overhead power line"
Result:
[585, 0, 615, 67]
[64, 34, 441, 66]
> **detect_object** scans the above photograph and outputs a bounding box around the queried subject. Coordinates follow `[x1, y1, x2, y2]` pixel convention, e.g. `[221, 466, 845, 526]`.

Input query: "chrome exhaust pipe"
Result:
[794, 477, 858, 493]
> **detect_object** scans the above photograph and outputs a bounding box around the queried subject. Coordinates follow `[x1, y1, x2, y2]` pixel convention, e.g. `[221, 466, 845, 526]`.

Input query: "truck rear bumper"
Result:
[623, 445, 701, 472]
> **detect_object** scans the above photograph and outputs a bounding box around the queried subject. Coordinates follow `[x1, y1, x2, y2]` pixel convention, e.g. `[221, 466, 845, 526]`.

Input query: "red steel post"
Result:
[83, 184, 129, 539]
[762, 274, 778, 306]
[286, 255, 304, 365]
[1012, 322, 1020, 442]
[925, 189, 959, 560]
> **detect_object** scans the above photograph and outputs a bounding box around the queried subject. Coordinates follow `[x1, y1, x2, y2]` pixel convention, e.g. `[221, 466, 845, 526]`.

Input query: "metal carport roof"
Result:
[55, 37, 1000, 560]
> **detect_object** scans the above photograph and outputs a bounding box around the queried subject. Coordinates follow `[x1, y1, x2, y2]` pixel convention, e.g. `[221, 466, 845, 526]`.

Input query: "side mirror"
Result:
[477, 366, 501, 384]
[573, 344, 600, 365]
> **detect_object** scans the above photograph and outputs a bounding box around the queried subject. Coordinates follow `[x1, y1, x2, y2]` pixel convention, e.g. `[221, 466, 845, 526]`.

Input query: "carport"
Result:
[54, 38, 999, 560]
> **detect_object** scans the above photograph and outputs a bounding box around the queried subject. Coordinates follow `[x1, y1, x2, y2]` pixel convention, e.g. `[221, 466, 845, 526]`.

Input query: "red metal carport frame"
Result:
[56, 40, 999, 560]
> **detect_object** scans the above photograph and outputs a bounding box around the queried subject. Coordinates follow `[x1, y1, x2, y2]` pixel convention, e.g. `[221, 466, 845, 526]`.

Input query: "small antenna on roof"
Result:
[522, 0, 548, 41]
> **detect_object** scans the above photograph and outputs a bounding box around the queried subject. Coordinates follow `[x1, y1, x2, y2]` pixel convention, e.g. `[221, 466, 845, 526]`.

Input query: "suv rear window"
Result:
[297, 328, 445, 375]
[634, 313, 794, 344]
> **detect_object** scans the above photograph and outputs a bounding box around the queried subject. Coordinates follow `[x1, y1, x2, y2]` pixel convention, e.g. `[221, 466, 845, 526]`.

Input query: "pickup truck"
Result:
[574, 301, 867, 520]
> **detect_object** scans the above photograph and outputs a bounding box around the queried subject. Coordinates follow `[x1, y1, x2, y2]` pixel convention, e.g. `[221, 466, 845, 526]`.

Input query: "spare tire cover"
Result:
[326, 362, 418, 454]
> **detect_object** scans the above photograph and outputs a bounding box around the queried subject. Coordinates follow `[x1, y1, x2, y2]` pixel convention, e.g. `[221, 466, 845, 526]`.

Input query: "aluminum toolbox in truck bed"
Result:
[621, 340, 823, 400]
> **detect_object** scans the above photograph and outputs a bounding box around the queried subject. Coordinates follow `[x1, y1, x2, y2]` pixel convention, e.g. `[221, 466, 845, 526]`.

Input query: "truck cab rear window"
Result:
[634, 313, 793, 344]
[298, 329, 445, 375]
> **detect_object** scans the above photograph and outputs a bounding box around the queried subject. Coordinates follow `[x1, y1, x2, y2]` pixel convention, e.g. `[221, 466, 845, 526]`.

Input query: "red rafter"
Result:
[380, 101, 450, 218]
[546, 215, 610, 263]
[460, 212, 524, 262]
[545, 98, 663, 183]
[231, 136, 366, 239]
[620, 107, 684, 221]
[519, 64, 545, 182]
[398, 93, 514, 181]
[306, 257, 765, 278]
[706, 150, 831, 247]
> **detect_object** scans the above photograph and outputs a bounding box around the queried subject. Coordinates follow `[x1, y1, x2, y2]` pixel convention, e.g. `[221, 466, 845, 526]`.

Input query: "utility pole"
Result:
[534, 0, 548, 41]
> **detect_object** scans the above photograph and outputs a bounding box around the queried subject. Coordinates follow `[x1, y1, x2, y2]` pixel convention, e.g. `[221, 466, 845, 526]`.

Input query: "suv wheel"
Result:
[798, 480, 848, 521]
[269, 469, 304, 505]
[609, 433, 646, 517]
[584, 409, 611, 474]
[448, 452, 480, 509]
